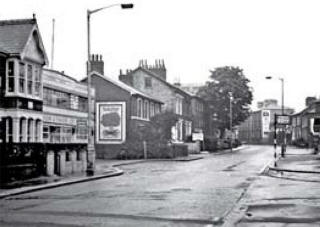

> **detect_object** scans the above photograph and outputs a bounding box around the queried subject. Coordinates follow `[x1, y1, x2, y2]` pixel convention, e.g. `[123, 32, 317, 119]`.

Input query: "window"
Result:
[19, 62, 25, 93]
[175, 97, 183, 115]
[137, 98, 143, 118]
[155, 104, 160, 114]
[35, 120, 41, 142]
[8, 61, 15, 92]
[34, 66, 41, 96]
[27, 119, 33, 142]
[79, 97, 88, 112]
[76, 151, 82, 161]
[6, 117, 13, 142]
[27, 64, 33, 95]
[70, 94, 79, 110]
[43, 125, 49, 142]
[143, 100, 149, 119]
[66, 152, 71, 162]
[150, 103, 155, 117]
[43, 88, 72, 109]
[145, 77, 152, 88]
[185, 121, 192, 137]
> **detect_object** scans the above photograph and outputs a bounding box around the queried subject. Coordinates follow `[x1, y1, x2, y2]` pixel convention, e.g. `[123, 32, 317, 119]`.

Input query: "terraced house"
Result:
[119, 60, 194, 143]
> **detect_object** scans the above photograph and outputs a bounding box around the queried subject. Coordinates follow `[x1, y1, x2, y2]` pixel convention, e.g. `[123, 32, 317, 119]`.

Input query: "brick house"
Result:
[83, 56, 163, 159]
[119, 60, 193, 143]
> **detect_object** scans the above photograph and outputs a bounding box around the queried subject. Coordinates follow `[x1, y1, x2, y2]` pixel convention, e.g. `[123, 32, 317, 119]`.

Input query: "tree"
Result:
[199, 66, 253, 137]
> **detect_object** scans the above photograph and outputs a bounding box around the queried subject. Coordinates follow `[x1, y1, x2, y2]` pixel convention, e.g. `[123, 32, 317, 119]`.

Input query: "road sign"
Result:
[276, 115, 290, 125]
[192, 132, 204, 141]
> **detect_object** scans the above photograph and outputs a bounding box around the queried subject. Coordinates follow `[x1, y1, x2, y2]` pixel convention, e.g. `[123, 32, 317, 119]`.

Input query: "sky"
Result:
[2, 0, 320, 112]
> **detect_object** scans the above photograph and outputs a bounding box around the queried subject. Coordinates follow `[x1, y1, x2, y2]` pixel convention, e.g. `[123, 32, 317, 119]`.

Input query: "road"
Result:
[0, 145, 273, 226]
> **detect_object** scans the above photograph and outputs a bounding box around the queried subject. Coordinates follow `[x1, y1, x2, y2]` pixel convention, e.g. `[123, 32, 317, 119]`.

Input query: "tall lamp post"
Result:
[86, 3, 134, 176]
[229, 92, 233, 152]
[265, 76, 286, 157]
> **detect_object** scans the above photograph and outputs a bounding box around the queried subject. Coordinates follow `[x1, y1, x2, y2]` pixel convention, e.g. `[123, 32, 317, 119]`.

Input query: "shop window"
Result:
[19, 62, 25, 93]
[27, 64, 33, 95]
[8, 61, 15, 92]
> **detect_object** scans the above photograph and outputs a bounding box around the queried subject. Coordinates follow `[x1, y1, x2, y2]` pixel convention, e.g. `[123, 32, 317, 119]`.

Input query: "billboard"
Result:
[261, 110, 271, 137]
[96, 102, 126, 144]
[276, 115, 290, 125]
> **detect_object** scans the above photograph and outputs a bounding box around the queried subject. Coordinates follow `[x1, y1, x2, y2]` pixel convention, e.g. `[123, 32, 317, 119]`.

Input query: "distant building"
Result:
[291, 96, 320, 147]
[238, 99, 294, 144]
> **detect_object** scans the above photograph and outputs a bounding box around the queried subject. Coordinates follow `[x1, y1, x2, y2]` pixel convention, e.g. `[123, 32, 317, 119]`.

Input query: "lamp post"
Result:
[229, 92, 233, 152]
[86, 3, 134, 176]
[265, 76, 286, 157]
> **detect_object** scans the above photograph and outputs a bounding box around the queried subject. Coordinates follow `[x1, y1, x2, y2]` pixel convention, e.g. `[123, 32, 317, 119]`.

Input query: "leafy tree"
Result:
[198, 66, 253, 137]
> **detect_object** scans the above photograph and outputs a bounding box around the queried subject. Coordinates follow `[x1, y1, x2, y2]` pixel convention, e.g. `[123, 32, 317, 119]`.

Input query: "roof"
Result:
[43, 68, 89, 97]
[130, 67, 193, 98]
[0, 18, 48, 64]
[43, 68, 79, 83]
[0, 19, 35, 54]
[87, 71, 163, 104]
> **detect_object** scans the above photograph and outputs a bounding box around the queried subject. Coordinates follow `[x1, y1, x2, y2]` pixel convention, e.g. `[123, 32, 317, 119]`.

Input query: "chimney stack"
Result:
[87, 54, 104, 75]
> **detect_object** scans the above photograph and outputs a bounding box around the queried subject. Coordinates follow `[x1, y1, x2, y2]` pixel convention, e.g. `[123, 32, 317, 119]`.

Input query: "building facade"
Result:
[0, 18, 93, 183]
[238, 99, 294, 144]
[0, 18, 48, 182]
[83, 58, 163, 159]
[119, 60, 193, 143]
[42, 69, 91, 176]
[291, 97, 320, 148]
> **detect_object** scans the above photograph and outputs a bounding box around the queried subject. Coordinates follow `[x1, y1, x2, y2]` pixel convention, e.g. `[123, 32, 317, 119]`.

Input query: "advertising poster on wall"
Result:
[261, 110, 271, 138]
[96, 102, 126, 144]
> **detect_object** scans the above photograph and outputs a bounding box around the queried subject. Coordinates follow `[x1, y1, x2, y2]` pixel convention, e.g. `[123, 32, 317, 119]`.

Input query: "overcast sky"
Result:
[2, 0, 320, 111]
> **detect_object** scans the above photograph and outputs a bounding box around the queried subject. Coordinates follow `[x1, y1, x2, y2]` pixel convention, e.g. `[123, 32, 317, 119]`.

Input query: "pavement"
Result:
[223, 146, 320, 227]
[0, 151, 223, 199]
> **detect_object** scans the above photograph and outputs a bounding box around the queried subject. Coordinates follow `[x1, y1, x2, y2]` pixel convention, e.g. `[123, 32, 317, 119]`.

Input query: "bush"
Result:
[204, 137, 218, 152]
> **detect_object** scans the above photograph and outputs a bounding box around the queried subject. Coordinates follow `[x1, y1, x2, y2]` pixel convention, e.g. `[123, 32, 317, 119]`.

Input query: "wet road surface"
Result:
[0, 145, 273, 226]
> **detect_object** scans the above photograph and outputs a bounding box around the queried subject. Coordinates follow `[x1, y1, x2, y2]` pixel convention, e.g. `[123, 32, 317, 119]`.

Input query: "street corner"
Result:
[0, 167, 124, 199]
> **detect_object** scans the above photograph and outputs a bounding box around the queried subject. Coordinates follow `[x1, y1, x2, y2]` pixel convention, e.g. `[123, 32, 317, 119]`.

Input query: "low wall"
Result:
[185, 142, 201, 154]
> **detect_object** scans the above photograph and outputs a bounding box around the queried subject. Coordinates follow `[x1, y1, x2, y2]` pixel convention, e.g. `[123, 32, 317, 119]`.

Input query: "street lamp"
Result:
[229, 92, 233, 152]
[86, 3, 134, 176]
[265, 76, 286, 157]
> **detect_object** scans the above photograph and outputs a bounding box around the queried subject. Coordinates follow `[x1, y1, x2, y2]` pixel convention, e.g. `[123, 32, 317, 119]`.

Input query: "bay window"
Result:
[19, 62, 25, 93]
[34, 66, 41, 96]
[27, 64, 33, 95]
[8, 61, 15, 92]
